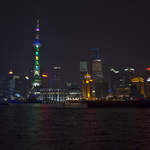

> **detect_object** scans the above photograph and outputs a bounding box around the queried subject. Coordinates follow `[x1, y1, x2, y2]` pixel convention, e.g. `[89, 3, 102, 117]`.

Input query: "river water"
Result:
[1, 104, 150, 150]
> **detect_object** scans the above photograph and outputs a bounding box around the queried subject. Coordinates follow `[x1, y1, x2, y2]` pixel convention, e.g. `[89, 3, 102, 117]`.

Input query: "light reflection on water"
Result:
[1, 104, 150, 150]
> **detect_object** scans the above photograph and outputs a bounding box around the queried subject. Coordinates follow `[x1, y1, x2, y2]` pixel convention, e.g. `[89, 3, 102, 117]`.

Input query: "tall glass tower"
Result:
[32, 17, 41, 87]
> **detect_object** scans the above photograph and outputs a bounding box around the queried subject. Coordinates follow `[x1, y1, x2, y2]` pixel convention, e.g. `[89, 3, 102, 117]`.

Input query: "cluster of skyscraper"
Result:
[80, 48, 108, 100]
[0, 18, 150, 102]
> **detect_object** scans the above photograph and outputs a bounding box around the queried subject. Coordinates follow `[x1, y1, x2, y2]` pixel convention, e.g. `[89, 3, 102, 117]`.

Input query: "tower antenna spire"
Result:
[32, 17, 41, 87]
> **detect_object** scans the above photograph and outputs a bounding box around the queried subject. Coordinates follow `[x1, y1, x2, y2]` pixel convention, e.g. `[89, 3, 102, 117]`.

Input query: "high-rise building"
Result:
[51, 66, 63, 89]
[41, 73, 49, 88]
[32, 17, 41, 87]
[110, 67, 135, 97]
[92, 58, 108, 98]
[131, 77, 145, 98]
[92, 59, 103, 82]
[82, 73, 94, 100]
[0, 71, 30, 99]
[80, 60, 88, 73]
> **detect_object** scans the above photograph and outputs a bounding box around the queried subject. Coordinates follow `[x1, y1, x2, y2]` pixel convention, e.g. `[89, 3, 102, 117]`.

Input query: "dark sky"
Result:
[0, 0, 150, 83]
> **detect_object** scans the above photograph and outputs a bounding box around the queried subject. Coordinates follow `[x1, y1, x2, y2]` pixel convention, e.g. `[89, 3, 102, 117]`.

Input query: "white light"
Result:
[34, 92, 41, 95]
[33, 83, 40, 87]
[110, 68, 119, 74]
[95, 59, 101, 62]
[25, 76, 29, 80]
[130, 68, 135, 71]
[147, 77, 150, 82]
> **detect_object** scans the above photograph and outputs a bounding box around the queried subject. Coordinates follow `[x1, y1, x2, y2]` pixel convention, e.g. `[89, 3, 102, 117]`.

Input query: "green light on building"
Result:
[35, 61, 39, 65]
[36, 52, 39, 55]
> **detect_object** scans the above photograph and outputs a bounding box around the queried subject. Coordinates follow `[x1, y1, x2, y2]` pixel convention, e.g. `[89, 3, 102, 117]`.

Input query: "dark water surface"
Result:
[1, 104, 150, 150]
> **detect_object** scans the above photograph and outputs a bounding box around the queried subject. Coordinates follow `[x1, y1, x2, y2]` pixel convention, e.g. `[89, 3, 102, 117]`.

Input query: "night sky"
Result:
[0, 0, 149, 83]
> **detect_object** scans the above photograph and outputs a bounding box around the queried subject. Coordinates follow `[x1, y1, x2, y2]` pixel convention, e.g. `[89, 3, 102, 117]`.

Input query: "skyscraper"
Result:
[51, 66, 63, 89]
[90, 49, 108, 98]
[80, 60, 88, 80]
[32, 17, 41, 87]
[92, 59, 103, 82]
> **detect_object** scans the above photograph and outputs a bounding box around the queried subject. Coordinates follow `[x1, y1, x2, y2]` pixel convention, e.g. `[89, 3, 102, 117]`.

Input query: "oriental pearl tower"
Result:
[32, 17, 41, 87]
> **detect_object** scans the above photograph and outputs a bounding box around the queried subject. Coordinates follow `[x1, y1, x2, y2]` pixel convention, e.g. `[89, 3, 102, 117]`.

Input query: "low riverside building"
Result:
[39, 88, 68, 102]
[32, 88, 81, 103]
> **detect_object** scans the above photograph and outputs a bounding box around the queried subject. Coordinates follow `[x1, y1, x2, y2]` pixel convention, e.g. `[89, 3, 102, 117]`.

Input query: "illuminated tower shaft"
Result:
[32, 18, 41, 87]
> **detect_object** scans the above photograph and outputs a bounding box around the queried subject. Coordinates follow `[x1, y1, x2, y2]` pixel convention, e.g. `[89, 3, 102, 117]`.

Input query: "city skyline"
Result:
[0, 0, 149, 83]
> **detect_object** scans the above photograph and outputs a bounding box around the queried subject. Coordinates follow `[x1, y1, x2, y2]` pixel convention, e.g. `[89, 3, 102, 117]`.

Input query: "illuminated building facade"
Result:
[110, 67, 135, 97]
[82, 73, 94, 100]
[131, 77, 145, 98]
[39, 88, 68, 102]
[32, 17, 41, 87]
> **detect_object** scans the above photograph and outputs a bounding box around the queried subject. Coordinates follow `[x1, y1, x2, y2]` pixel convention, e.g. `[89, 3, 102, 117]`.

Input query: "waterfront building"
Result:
[65, 82, 81, 100]
[39, 88, 68, 102]
[110, 67, 135, 97]
[131, 77, 145, 98]
[82, 73, 94, 100]
[34, 88, 81, 102]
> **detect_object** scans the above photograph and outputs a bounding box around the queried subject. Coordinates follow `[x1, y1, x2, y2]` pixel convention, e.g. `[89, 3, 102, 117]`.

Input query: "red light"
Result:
[42, 74, 48, 78]
[146, 68, 150, 71]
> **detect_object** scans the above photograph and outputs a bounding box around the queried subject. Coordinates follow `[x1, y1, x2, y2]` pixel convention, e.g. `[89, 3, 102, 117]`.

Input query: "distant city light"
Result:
[9, 71, 13, 75]
[124, 68, 135, 71]
[146, 68, 150, 71]
[36, 27, 40, 31]
[84, 73, 91, 79]
[36, 45, 39, 48]
[147, 77, 150, 82]
[110, 68, 119, 74]
[36, 56, 39, 60]
[95, 59, 101, 62]
[33, 83, 40, 87]
[130, 68, 135, 71]
[42, 74, 48, 78]
[54, 66, 61, 70]
[25, 76, 29, 80]
[131, 77, 144, 83]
